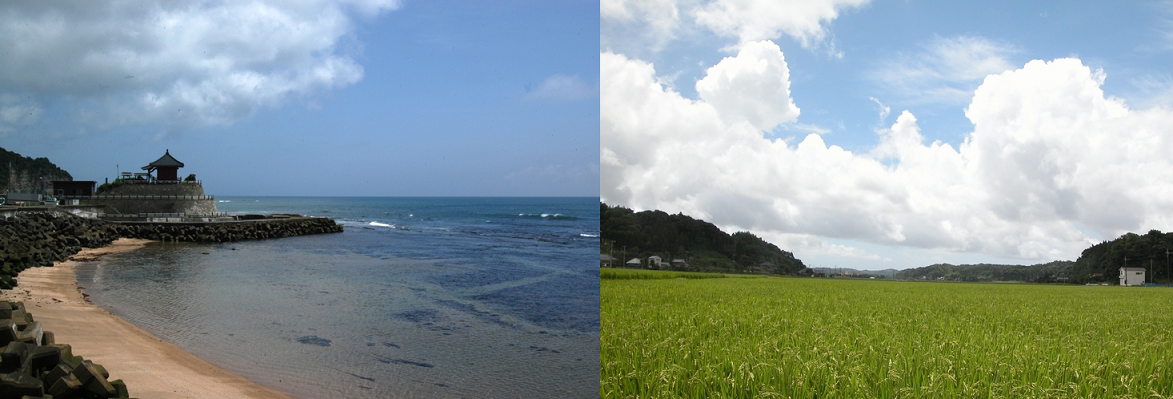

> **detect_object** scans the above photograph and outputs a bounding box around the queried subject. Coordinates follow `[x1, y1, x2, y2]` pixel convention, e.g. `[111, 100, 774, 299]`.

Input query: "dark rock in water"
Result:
[297, 335, 332, 347]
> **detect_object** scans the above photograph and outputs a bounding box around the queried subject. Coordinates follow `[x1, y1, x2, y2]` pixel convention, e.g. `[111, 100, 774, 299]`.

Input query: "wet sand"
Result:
[0, 238, 290, 399]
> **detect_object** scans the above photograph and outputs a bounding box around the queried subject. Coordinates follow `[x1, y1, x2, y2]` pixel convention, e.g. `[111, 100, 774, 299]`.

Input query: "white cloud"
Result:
[0, 1, 399, 131]
[873, 35, 1017, 105]
[601, 0, 867, 54]
[526, 74, 595, 101]
[696, 40, 799, 130]
[603, 50, 1173, 263]
[600, 0, 683, 52]
[692, 0, 869, 47]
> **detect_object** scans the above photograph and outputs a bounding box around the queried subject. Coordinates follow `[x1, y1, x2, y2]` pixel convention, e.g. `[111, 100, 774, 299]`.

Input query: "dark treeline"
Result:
[600, 203, 806, 274]
[1076, 230, 1173, 284]
[896, 261, 1076, 283]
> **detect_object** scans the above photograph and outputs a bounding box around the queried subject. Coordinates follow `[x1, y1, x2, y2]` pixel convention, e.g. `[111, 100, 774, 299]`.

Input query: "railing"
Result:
[121, 179, 202, 185]
[97, 212, 235, 221]
[82, 194, 214, 200]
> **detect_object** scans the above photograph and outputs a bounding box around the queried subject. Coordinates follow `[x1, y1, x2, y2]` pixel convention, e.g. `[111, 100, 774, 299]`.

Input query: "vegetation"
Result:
[602, 277, 1173, 398]
[0, 146, 71, 190]
[1076, 230, 1173, 284]
[896, 260, 1076, 283]
[184, 173, 197, 182]
[601, 203, 806, 274]
[96, 178, 125, 194]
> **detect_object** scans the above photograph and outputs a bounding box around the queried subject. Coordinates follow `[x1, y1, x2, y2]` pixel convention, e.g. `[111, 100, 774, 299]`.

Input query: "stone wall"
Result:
[92, 182, 216, 215]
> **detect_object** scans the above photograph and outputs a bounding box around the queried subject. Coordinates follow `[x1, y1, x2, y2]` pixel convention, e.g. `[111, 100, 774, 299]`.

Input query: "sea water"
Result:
[76, 197, 600, 398]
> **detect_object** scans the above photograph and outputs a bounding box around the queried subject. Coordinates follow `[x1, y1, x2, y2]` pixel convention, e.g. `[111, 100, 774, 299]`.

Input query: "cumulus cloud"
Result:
[603, 49, 1173, 262]
[873, 35, 1017, 105]
[0, 1, 399, 132]
[696, 41, 799, 129]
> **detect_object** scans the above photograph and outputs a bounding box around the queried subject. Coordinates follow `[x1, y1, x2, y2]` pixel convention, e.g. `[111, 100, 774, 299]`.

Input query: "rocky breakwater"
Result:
[0, 213, 120, 290]
[0, 301, 129, 398]
[0, 211, 343, 290]
[117, 215, 343, 243]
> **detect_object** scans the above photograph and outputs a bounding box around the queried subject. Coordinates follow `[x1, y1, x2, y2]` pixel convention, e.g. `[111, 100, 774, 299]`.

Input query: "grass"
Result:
[602, 277, 1173, 398]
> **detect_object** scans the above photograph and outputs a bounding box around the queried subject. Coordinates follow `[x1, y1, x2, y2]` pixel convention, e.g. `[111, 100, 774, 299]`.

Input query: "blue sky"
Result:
[602, 0, 1173, 269]
[0, 1, 599, 197]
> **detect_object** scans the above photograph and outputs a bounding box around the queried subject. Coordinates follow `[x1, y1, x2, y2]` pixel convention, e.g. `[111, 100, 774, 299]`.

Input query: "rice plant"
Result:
[601, 277, 1173, 398]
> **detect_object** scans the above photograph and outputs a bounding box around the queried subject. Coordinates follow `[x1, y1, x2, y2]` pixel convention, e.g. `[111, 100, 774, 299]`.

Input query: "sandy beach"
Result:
[0, 238, 291, 399]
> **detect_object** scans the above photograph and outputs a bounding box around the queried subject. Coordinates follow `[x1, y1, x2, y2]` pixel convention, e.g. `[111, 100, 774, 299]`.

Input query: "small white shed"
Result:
[1120, 267, 1146, 286]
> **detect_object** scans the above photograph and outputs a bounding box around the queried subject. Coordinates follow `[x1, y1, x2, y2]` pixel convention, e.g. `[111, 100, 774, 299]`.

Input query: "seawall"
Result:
[0, 211, 342, 289]
[95, 182, 216, 215]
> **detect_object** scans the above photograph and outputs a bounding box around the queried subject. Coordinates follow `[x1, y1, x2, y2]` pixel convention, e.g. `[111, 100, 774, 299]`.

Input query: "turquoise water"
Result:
[77, 197, 599, 398]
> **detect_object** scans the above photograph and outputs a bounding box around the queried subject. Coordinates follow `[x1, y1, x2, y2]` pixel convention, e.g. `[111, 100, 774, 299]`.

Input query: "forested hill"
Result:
[895, 261, 1076, 283]
[0, 146, 72, 194]
[600, 203, 806, 274]
[898, 230, 1173, 284]
[1076, 230, 1173, 284]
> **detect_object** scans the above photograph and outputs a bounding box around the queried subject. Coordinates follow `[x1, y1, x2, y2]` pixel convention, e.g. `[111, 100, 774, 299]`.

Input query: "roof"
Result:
[626, 258, 641, 264]
[1121, 267, 1147, 271]
[142, 149, 184, 170]
[600, 254, 616, 262]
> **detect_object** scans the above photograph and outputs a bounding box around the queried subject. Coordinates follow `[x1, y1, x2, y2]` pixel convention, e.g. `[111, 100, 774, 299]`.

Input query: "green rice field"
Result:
[602, 271, 1173, 398]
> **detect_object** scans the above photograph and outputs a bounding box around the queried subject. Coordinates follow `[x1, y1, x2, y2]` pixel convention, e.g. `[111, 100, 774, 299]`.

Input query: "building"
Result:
[52, 181, 96, 197]
[1120, 267, 1146, 286]
[759, 262, 777, 274]
[626, 258, 641, 268]
[600, 254, 615, 267]
[647, 256, 663, 269]
[93, 150, 217, 216]
[142, 149, 185, 182]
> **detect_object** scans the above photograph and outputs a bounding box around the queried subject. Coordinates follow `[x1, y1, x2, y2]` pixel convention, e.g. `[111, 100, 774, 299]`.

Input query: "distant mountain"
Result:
[895, 260, 1076, 283]
[601, 203, 806, 274]
[811, 267, 900, 278]
[0, 147, 72, 195]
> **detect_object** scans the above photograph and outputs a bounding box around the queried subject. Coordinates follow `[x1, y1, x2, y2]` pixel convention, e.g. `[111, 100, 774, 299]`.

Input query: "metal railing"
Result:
[121, 179, 202, 185]
[81, 194, 214, 200]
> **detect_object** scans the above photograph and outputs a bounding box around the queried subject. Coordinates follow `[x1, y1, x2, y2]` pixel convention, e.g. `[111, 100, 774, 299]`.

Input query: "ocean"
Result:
[75, 197, 600, 398]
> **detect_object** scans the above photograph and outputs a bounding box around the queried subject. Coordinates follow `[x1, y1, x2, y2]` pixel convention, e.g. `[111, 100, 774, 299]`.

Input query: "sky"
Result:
[601, 0, 1173, 270]
[0, 0, 599, 197]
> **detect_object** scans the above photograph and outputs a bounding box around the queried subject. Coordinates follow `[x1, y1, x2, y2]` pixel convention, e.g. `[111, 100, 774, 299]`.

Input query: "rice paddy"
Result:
[601, 271, 1173, 398]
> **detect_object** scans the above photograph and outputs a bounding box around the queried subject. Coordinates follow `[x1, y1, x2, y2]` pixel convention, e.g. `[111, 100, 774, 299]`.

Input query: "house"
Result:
[758, 262, 777, 274]
[1120, 267, 1146, 286]
[51, 180, 96, 198]
[600, 254, 615, 267]
[647, 256, 663, 269]
[671, 259, 689, 269]
[626, 258, 641, 268]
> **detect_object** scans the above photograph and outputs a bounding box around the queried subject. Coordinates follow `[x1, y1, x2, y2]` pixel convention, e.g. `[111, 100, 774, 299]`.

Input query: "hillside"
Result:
[895, 260, 1077, 283]
[0, 146, 72, 194]
[600, 203, 806, 274]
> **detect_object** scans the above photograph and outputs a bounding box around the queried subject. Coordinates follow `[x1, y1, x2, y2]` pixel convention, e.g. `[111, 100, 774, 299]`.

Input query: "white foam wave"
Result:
[580, 233, 599, 238]
[370, 221, 395, 228]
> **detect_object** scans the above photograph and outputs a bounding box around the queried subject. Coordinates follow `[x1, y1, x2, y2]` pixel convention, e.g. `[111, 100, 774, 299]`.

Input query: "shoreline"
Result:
[0, 238, 291, 399]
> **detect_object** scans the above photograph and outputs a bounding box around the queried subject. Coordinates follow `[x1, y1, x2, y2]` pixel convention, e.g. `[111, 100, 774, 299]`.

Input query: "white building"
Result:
[1120, 267, 1146, 286]
[647, 256, 663, 269]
